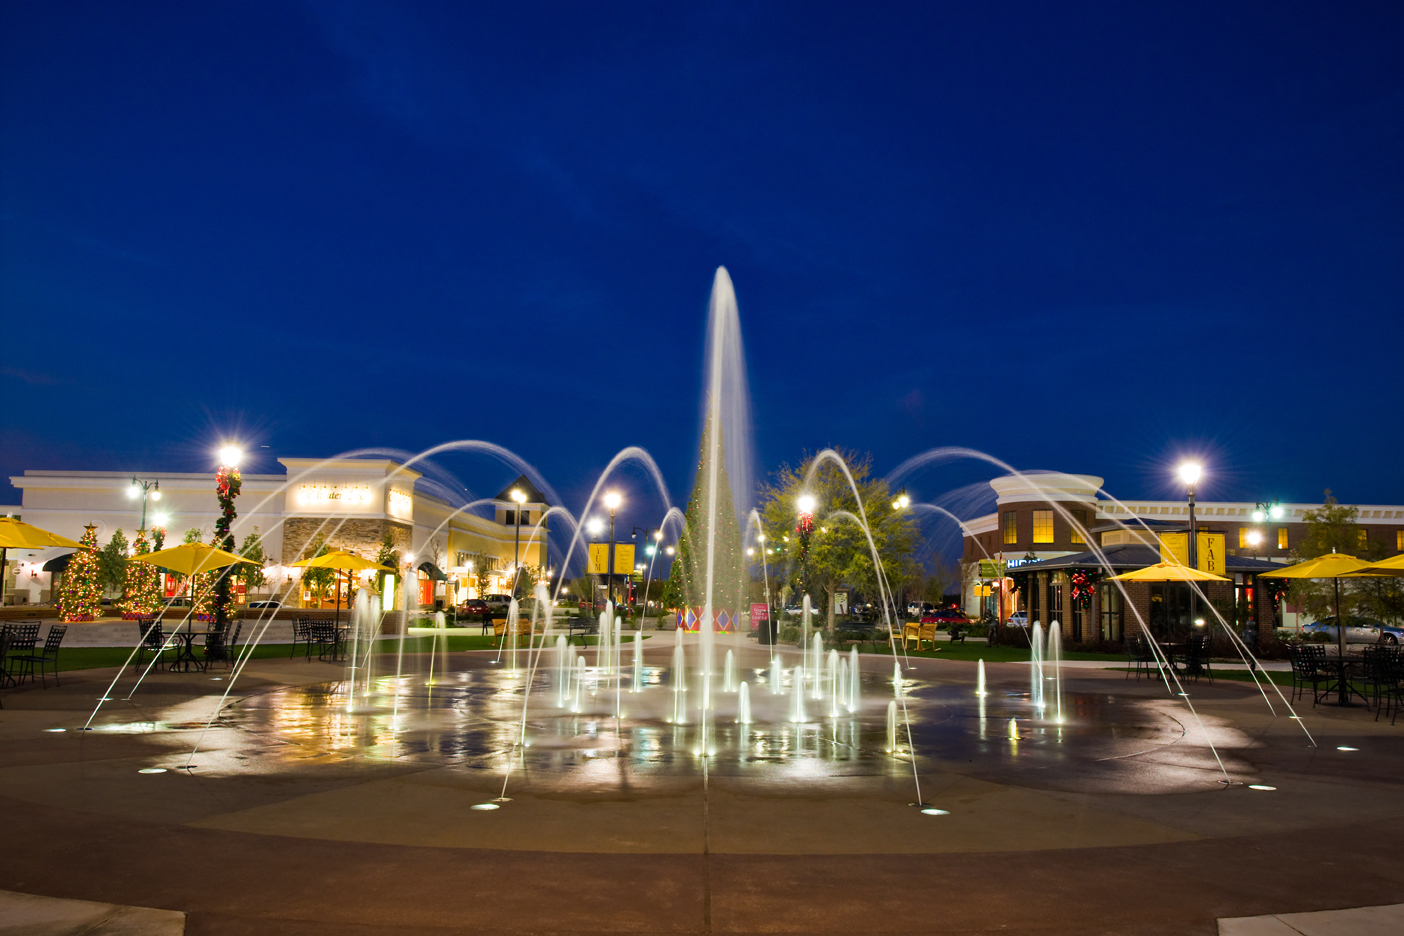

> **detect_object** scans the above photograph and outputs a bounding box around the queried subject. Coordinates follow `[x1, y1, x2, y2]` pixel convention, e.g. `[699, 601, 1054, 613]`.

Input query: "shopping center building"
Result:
[2, 458, 550, 609]
[960, 473, 1404, 642]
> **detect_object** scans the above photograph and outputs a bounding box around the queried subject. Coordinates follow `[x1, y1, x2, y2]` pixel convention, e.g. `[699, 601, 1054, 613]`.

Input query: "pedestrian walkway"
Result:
[1220, 902, 1404, 935]
[0, 888, 184, 934]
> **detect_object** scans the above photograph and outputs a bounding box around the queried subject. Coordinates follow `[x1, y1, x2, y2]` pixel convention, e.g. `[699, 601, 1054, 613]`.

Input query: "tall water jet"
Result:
[1048, 622, 1064, 724]
[599, 607, 611, 675]
[1030, 621, 1045, 711]
[1008, 717, 1020, 741]
[976, 658, 987, 697]
[848, 646, 861, 713]
[886, 700, 898, 753]
[737, 681, 751, 724]
[790, 667, 807, 723]
[801, 594, 813, 676]
[507, 599, 520, 673]
[825, 649, 839, 714]
[572, 656, 586, 713]
[892, 660, 904, 700]
[723, 649, 736, 692]
[837, 656, 849, 708]
[631, 631, 643, 693]
[811, 633, 825, 699]
[556, 635, 570, 707]
[671, 642, 687, 723]
[770, 655, 783, 694]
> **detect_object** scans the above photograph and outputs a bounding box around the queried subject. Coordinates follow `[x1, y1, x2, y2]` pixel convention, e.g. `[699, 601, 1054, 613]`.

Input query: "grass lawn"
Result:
[848, 642, 1124, 664]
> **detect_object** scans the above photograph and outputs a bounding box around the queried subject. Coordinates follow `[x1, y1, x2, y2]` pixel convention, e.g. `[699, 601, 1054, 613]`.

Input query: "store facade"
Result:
[3, 458, 550, 610]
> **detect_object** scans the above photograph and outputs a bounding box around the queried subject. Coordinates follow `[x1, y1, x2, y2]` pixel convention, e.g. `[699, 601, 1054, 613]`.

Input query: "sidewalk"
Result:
[1220, 902, 1404, 935]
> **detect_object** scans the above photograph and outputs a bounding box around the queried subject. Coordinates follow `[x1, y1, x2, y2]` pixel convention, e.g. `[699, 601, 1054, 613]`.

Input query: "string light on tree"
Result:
[213, 441, 243, 630]
[57, 524, 102, 622]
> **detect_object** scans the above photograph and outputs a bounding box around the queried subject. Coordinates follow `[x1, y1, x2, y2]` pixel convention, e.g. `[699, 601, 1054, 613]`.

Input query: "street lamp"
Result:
[128, 477, 161, 530]
[634, 527, 662, 623]
[1246, 529, 1263, 561]
[796, 493, 817, 606]
[1178, 460, 1202, 633]
[510, 488, 527, 598]
[890, 490, 911, 620]
[213, 440, 243, 635]
[603, 490, 621, 606]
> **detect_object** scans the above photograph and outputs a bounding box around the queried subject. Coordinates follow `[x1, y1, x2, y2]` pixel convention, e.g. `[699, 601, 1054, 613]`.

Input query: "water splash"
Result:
[790, 666, 807, 723]
[723, 649, 736, 692]
[886, 700, 898, 753]
[1048, 623, 1064, 724]
[631, 631, 643, 693]
[738, 681, 751, 724]
[848, 646, 861, 713]
[811, 633, 825, 700]
[976, 658, 987, 698]
[1030, 622, 1045, 712]
[892, 660, 904, 700]
[770, 655, 783, 694]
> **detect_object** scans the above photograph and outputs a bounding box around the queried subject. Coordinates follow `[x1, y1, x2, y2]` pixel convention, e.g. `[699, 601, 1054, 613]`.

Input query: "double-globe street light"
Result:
[603, 490, 622, 606]
[127, 477, 162, 530]
[1178, 460, 1203, 627]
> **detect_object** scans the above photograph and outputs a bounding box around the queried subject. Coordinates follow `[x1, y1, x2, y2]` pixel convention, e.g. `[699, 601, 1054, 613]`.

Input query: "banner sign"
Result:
[1160, 532, 1227, 574]
[588, 543, 636, 574]
[750, 602, 769, 622]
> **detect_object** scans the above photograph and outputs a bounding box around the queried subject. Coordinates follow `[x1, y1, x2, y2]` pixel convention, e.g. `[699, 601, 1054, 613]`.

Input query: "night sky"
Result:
[2, 2, 1401, 564]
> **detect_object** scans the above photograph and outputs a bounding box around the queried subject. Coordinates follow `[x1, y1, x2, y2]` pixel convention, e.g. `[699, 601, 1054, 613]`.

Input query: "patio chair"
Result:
[6, 624, 40, 685]
[203, 624, 229, 669]
[1288, 645, 1332, 706]
[1125, 635, 1156, 680]
[1377, 654, 1404, 725]
[136, 621, 167, 671]
[0, 630, 10, 704]
[14, 625, 66, 688]
[310, 622, 339, 661]
[225, 622, 243, 664]
[290, 619, 312, 659]
[1361, 644, 1398, 712]
[1184, 634, 1214, 683]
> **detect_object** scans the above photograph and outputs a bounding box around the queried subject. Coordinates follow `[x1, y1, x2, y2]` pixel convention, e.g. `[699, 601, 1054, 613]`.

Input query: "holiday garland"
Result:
[1068, 568, 1099, 609]
[212, 464, 242, 627]
[57, 524, 102, 622]
[121, 528, 163, 617]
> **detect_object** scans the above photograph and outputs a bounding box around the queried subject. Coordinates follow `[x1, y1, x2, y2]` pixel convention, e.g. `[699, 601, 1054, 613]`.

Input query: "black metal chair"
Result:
[1288, 645, 1332, 706]
[14, 625, 65, 688]
[1126, 635, 1156, 680]
[1377, 653, 1404, 725]
[225, 621, 243, 663]
[1361, 644, 1398, 712]
[202, 623, 228, 669]
[0, 630, 10, 704]
[1184, 633, 1214, 683]
[136, 620, 168, 671]
[5, 624, 40, 685]
[291, 619, 312, 659]
[310, 622, 340, 661]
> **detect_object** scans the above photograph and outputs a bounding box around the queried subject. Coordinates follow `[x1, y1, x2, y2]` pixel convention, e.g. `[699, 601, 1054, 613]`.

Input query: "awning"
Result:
[42, 553, 74, 573]
[418, 561, 447, 581]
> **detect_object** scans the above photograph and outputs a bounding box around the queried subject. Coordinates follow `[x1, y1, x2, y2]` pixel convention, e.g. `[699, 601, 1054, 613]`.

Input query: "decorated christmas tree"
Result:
[660, 414, 746, 625]
[57, 524, 102, 622]
[121, 528, 163, 617]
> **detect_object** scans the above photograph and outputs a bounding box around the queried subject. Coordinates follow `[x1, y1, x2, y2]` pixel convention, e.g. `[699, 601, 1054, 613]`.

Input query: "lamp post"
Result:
[756, 532, 773, 637]
[891, 490, 910, 621]
[1178, 461, 1202, 631]
[510, 488, 527, 598]
[604, 490, 622, 606]
[214, 441, 243, 633]
[127, 477, 162, 531]
[587, 516, 605, 610]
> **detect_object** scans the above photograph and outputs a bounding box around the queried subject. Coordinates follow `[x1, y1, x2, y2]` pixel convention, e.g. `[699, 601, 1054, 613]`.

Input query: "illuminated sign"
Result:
[387, 489, 413, 518]
[298, 483, 374, 505]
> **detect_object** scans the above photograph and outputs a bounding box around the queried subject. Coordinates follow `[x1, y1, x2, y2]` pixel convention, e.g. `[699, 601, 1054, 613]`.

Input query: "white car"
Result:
[1006, 612, 1029, 627]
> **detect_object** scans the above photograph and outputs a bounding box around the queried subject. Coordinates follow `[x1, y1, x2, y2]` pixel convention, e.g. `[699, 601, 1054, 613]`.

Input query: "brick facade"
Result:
[282, 516, 412, 564]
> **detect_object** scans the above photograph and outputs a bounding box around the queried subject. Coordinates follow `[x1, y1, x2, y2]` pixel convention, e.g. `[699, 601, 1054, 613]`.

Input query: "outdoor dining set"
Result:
[0, 622, 67, 697]
[1287, 642, 1404, 722]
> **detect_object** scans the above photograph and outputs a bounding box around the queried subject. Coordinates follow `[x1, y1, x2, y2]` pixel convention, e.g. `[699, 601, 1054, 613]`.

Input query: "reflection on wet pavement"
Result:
[210, 661, 1253, 794]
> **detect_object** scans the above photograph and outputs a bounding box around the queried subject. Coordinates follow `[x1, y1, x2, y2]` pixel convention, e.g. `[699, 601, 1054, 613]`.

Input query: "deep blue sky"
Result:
[2, 2, 1402, 561]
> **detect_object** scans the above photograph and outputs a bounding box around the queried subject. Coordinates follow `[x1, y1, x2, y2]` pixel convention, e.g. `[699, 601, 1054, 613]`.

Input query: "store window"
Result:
[1278, 528, 1288, 549]
[1032, 510, 1054, 544]
[1049, 574, 1064, 624]
[1398, 530, 1404, 551]
[1100, 585, 1123, 642]
[1238, 528, 1249, 548]
[1358, 528, 1369, 550]
[1070, 509, 1087, 545]
[1003, 511, 1018, 545]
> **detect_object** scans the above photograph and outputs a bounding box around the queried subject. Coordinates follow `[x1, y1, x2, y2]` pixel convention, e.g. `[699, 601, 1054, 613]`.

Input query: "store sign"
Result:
[387, 489, 413, 519]
[298, 483, 374, 505]
[1160, 532, 1227, 574]
[750, 602, 769, 622]
[587, 543, 636, 574]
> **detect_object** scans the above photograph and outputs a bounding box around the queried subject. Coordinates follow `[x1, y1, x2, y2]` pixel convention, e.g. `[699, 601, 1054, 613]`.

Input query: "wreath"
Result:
[1068, 568, 1099, 610]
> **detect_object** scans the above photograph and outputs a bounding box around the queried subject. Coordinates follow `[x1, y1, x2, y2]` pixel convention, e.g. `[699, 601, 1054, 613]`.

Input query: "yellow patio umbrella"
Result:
[1260, 551, 1374, 664]
[129, 542, 260, 576]
[1344, 554, 1404, 576]
[0, 517, 83, 607]
[291, 549, 393, 622]
[0, 517, 82, 550]
[1108, 561, 1230, 582]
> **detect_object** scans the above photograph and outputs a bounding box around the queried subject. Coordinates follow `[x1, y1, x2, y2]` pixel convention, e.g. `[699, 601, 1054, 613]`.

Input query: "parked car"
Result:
[458, 598, 491, 616]
[248, 600, 282, 609]
[783, 605, 804, 617]
[1006, 611, 1029, 627]
[483, 594, 515, 610]
[919, 609, 969, 626]
[1302, 616, 1404, 644]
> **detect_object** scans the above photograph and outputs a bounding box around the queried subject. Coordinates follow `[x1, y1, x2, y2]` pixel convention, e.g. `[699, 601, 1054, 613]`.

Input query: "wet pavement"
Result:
[0, 640, 1402, 933]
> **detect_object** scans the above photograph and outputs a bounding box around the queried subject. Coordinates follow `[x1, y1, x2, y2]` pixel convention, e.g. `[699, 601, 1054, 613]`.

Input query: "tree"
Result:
[1287, 490, 1391, 621]
[375, 532, 402, 600]
[299, 536, 335, 606]
[57, 525, 103, 622]
[233, 528, 267, 596]
[121, 528, 163, 616]
[758, 449, 919, 631]
[660, 414, 747, 624]
[98, 528, 129, 598]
